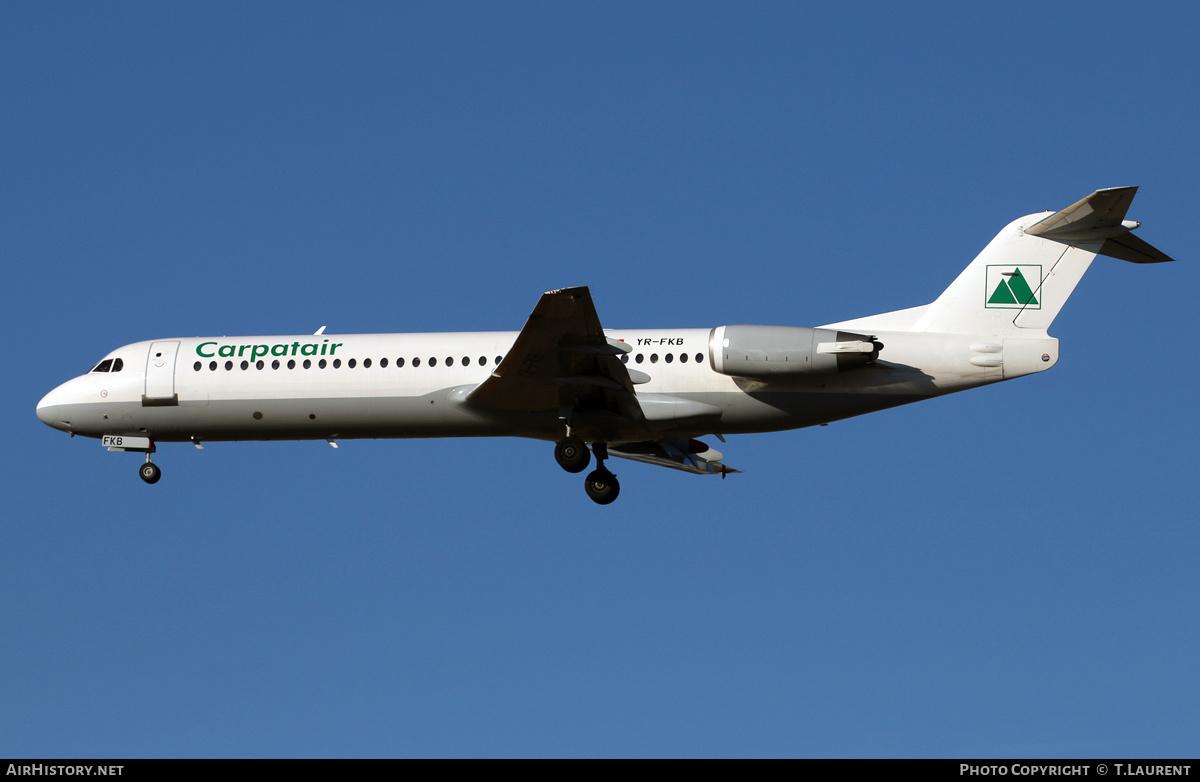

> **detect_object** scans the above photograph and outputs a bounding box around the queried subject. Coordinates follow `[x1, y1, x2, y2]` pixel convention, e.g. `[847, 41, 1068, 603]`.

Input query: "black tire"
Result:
[139, 462, 161, 484]
[554, 436, 590, 473]
[584, 469, 620, 505]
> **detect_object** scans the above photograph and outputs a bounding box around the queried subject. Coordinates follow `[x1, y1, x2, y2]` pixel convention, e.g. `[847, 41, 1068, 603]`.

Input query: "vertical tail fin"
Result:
[911, 187, 1173, 335]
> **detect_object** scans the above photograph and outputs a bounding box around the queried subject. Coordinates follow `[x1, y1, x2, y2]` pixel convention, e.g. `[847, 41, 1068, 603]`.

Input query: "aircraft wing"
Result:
[608, 439, 741, 476]
[465, 287, 650, 439]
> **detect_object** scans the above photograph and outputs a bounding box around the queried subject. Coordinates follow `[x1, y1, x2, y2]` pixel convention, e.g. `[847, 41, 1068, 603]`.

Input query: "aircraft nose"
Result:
[37, 385, 71, 431]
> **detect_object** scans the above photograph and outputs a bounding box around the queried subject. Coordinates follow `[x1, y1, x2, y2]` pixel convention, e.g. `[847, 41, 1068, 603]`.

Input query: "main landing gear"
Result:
[584, 466, 619, 505]
[139, 454, 161, 484]
[554, 435, 591, 473]
[555, 436, 619, 504]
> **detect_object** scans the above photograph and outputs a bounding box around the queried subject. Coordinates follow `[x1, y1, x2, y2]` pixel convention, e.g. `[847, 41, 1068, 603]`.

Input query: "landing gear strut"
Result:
[554, 435, 591, 473]
[583, 442, 619, 505]
[139, 454, 161, 484]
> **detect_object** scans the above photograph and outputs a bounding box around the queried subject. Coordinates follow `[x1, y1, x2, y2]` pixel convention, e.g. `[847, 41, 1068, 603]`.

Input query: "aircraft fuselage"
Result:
[36, 187, 1173, 503]
[37, 327, 1047, 444]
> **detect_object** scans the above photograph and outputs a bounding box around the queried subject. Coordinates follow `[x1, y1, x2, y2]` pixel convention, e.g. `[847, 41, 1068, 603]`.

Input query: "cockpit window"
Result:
[90, 358, 125, 373]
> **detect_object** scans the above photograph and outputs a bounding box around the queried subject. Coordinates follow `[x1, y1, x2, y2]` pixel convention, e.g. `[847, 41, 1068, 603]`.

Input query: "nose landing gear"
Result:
[102, 436, 161, 484]
[139, 455, 161, 485]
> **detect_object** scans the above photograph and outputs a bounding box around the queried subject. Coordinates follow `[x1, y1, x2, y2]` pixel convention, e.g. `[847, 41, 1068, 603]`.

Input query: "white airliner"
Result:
[37, 187, 1173, 504]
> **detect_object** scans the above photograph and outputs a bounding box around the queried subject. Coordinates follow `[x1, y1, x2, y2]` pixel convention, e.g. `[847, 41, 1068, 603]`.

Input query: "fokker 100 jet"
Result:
[37, 187, 1173, 504]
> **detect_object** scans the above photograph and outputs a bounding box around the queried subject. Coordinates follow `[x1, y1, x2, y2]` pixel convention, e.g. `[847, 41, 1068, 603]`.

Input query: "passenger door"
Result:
[143, 341, 180, 405]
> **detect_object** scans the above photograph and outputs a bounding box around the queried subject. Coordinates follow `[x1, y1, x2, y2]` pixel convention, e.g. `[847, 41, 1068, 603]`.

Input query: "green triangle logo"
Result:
[988, 270, 1039, 306]
[986, 265, 1042, 309]
[988, 278, 1018, 304]
[1007, 269, 1038, 305]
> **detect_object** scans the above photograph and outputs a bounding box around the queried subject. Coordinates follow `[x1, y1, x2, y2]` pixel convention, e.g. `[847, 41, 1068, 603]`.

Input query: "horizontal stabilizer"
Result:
[1025, 186, 1174, 263]
[1025, 186, 1138, 239]
[1098, 231, 1176, 264]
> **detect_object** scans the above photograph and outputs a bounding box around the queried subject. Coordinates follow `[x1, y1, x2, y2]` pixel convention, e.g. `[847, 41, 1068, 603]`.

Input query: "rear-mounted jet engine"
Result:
[708, 325, 882, 377]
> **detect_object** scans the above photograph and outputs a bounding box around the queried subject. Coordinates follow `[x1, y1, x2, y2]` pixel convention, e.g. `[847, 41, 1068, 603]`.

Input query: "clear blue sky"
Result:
[4, 2, 1198, 758]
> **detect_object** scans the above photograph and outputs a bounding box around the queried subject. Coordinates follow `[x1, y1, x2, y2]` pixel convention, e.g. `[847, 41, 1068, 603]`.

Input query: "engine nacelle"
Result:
[708, 325, 881, 378]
